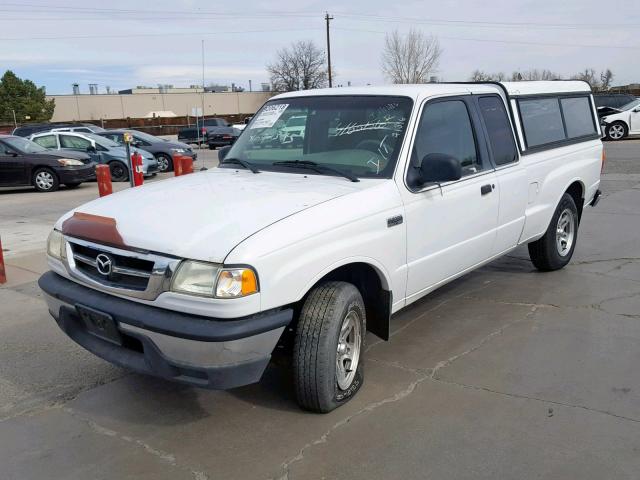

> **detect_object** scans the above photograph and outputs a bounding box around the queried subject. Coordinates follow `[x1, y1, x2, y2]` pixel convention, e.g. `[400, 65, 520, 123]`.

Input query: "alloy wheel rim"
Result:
[158, 156, 169, 171]
[609, 125, 624, 139]
[112, 165, 125, 180]
[36, 171, 54, 190]
[336, 310, 362, 390]
[556, 208, 575, 257]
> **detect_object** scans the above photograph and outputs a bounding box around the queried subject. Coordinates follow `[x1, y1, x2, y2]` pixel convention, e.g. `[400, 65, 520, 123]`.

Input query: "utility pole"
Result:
[325, 12, 334, 88]
[201, 39, 206, 126]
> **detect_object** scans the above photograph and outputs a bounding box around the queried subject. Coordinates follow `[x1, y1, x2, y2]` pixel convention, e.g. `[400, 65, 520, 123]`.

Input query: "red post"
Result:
[132, 152, 144, 187]
[96, 164, 113, 197]
[173, 154, 183, 177]
[0, 236, 6, 284]
[181, 155, 194, 175]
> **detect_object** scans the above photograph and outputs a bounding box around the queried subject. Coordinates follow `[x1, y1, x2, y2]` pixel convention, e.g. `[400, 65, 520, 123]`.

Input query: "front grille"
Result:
[70, 242, 154, 291]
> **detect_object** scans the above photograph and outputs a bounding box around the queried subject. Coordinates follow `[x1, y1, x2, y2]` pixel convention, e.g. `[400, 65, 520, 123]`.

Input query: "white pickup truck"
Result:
[40, 81, 603, 412]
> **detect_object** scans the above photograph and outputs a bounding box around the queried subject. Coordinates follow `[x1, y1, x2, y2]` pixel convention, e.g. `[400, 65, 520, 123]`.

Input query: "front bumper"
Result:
[57, 164, 96, 183]
[38, 271, 293, 389]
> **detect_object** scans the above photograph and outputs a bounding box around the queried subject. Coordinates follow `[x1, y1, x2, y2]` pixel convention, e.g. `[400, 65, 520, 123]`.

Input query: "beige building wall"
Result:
[48, 92, 273, 122]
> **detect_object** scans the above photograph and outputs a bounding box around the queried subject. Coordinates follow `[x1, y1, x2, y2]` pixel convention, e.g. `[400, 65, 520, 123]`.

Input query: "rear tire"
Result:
[293, 281, 365, 413]
[33, 168, 59, 192]
[528, 193, 579, 271]
[606, 121, 627, 141]
[109, 161, 129, 182]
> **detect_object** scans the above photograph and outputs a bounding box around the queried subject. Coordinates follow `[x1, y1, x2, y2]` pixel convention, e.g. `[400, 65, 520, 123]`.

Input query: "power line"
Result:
[0, 27, 323, 41]
[333, 27, 640, 50]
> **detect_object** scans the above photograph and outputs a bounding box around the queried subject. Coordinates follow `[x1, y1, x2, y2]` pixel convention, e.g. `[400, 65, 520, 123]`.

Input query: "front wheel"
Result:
[528, 193, 579, 271]
[293, 281, 365, 413]
[155, 154, 173, 172]
[606, 121, 627, 141]
[33, 168, 59, 192]
[109, 161, 129, 182]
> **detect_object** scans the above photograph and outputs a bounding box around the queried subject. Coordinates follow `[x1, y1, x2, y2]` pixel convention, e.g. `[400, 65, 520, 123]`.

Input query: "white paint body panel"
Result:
[49, 81, 602, 321]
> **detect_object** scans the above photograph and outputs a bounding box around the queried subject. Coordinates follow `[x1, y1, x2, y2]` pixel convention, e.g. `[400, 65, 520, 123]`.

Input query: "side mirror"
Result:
[419, 153, 462, 185]
[218, 145, 231, 161]
[633, 107, 640, 113]
[86, 145, 97, 153]
[4, 149, 18, 157]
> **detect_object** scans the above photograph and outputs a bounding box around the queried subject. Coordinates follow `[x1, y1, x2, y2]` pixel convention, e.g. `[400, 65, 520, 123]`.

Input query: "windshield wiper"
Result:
[220, 157, 260, 173]
[272, 160, 359, 182]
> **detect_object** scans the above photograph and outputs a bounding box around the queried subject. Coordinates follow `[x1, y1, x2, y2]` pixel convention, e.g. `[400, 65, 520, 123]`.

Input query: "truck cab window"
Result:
[478, 96, 518, 166]
[412, 100, 481, 177]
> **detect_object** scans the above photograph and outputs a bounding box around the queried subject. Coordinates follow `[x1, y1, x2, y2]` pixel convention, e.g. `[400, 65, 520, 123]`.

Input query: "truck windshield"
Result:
[226, 96, 413, 179]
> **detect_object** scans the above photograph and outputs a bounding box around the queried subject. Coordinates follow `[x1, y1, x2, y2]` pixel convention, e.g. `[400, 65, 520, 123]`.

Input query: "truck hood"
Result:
[57, 168, 371, 262]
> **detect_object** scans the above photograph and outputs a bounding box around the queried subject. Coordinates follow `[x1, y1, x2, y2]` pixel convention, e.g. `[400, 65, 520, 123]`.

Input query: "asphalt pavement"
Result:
[1, 140, 639, 480]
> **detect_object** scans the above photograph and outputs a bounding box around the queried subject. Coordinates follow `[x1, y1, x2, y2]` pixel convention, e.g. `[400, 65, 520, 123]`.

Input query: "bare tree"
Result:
[382, 29, 442, 84]
[267, 40, 328, 92]
[470, 70, 506, 81]
[600, 69, 614, 90]
[511, 69, 561, 81]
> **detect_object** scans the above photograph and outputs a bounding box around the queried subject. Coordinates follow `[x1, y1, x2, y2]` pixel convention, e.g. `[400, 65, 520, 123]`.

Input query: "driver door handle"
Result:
[480, 184, 494, 195]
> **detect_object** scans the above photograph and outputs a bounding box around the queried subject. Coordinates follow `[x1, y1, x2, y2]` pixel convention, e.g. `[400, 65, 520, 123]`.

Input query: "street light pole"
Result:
[325, 12, 334, 88]
[11, 109, 17, 128]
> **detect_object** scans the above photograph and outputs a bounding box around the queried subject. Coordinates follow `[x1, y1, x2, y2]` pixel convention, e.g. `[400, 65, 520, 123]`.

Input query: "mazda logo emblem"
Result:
[95, 253, 113, 276]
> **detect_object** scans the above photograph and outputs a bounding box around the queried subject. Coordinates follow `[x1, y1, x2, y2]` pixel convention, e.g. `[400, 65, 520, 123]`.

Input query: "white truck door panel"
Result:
[405, 172, 499, 300]
[401, 96, 499, 302]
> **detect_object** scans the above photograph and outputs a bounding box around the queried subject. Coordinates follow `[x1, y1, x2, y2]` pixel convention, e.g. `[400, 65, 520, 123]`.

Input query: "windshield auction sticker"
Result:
[250, 104, 289, 129]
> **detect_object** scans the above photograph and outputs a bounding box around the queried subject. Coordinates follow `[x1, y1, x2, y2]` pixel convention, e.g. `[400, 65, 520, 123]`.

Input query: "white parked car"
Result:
[39, 81, 602, 412]
[29, 131, 159, 181]
[599, 98, 640, 140]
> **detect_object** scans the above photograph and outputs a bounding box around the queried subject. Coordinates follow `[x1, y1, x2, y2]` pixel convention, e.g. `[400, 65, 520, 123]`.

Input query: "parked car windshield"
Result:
[3, 136, 48, 154]
[85, 133, 120, 148]
[130, 131, 160, 143]
[619, 98, 640, 111]
[226, 96, 413, 179]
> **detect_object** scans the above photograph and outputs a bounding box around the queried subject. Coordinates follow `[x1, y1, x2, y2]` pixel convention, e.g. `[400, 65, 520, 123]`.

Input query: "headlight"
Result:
[46, 230, 66, 259]
[215, 268, 258, 298]
[171, 148, 186, 153]
[57, 158, 84, 166]
[171, 261, 258, 298]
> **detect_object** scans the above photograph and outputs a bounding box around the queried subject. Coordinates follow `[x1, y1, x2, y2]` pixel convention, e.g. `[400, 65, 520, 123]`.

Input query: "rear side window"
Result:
[478, 96, 517, 166]
[561, 97, 596, 138]
[518, 98, 565, 147]
[33, 134, 57, 149]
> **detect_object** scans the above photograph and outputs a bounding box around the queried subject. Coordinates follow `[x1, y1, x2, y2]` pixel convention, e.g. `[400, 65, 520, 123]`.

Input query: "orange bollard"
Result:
[132, 152, 144, 187]
[173, 154, 183, 177]
[181, 156, 194, 175]
[96, 164, 113, 197]
[0, 236, 6, 284]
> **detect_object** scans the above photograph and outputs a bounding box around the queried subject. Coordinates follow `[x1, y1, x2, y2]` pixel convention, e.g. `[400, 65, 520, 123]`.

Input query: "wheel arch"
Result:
[298, 260, 392, 341]
[564, 180, 585, 222]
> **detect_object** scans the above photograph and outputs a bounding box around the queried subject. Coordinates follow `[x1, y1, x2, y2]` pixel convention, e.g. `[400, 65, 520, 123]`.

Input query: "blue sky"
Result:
[1, 0, 638, 95]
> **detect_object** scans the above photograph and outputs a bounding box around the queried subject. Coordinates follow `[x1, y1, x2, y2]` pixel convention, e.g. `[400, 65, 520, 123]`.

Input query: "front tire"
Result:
[155, 154, 173, 172]
[528, 193, 579, 271]
[109, 161, 129, 182]
[33, 168, 59, 192]
[606, 121, 627, 141]
[294, 281, 365, 413]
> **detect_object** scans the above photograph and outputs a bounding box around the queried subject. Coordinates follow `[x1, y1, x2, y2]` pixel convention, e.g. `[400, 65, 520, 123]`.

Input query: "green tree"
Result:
[0, 70, 55, 123]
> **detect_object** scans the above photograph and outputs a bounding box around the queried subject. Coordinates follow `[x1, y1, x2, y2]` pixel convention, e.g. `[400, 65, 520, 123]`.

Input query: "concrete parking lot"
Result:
[1, 141, 639, 479]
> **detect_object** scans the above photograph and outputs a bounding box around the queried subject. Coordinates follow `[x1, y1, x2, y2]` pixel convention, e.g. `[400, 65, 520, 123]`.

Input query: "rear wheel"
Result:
[33, 168, 59, 192]
[528, 193, 579, 271]
[155, 153, 173, 172]
[109, 161, 129, 182]
[293, 281, 365, 413]
[606, 121, 627, 141]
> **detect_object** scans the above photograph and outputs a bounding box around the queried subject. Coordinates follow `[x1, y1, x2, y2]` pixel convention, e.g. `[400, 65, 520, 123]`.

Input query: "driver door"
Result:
[0, 145, 27, 185]
[403, 96, 499, 303]
[629, 107, 640, 134]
